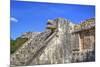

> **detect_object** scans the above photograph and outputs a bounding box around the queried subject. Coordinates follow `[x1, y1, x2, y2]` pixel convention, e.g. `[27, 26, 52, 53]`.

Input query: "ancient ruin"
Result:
[10, 18, 95, 66]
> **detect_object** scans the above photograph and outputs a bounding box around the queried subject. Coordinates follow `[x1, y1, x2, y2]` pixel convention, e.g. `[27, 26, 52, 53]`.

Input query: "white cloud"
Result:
[10, 17, 18, 23]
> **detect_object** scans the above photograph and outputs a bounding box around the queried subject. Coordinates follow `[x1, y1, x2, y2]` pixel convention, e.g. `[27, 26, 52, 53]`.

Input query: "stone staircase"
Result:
[10, 18, 95, 66]
[10, 30, 52, 66]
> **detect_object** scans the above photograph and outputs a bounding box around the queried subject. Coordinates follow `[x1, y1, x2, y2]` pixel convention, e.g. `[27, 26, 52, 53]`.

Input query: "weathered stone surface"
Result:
[21, 32, 40, 39]
[10, 18, 95, 66]
[10, 30, 52, 66]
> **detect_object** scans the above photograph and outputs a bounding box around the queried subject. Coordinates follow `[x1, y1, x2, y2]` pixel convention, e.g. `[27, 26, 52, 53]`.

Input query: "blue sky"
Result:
[10, 0, 95, 39]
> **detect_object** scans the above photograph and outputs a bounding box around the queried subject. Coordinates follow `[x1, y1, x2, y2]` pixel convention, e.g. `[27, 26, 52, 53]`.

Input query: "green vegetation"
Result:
[10, 37, 28, 54]
[74, 18, 95, 30]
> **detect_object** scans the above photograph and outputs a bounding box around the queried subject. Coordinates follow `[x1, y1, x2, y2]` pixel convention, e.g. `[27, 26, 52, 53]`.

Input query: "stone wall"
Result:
[29, 18, 74, 65]
[71, 23, 95, 63]
[10, 30, 52, 66]
[10, 18, 95, 66]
